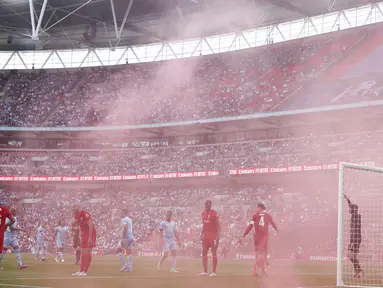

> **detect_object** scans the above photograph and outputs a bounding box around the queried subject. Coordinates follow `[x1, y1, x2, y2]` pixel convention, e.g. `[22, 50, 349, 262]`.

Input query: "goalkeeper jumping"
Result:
[344, 194, 363, 278]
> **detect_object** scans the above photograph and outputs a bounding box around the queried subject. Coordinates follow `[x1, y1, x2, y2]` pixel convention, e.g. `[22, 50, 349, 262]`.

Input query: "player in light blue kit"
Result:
[35, 219, 50, 261]
[53, 220, 69, 263]
[0, 207, 29, 270]
[157, 210, 181, 272]
[117, 209, 134, 272]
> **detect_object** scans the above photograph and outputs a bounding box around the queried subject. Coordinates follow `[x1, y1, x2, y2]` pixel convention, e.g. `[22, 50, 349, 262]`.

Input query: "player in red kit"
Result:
[239, 203, 278, 277]
[71, 204, 96, 276]
[0, 204, 15, 254]
[199, 200, 221, 276]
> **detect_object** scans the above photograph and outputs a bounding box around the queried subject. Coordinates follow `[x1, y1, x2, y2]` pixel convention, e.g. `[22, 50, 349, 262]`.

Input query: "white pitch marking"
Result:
[296, 286, 337, 288]
[0, 284, 52, 288]
[0, 271, 336, 282]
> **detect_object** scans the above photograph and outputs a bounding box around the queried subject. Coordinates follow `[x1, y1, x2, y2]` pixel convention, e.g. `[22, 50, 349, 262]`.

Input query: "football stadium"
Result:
[1, 0, 383, 287]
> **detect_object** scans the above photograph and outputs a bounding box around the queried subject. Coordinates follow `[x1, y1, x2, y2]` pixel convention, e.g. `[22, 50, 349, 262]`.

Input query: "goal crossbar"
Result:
[337, 162, 383, 287]
[340, 162, 383, 173]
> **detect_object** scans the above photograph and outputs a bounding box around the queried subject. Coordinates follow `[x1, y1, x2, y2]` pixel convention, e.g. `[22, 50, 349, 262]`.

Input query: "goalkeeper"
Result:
[344, 194, 363, 278]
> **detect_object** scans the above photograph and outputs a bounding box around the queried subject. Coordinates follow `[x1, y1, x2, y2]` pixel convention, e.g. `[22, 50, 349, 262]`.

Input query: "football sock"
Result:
[159, 254, 167, 266]
[41, 247, 47, 259]
[118, 252, 127, 266]
[350, 257, 361, 274]
[80, 253, 86, 272]
[171, 256, 176, 269]
[203, 256, 208, 273]
[0, 250, 5, 262]
[83, 253, 89, 273]
[127, 255, 132, 270]
[257, 255, 265, 274]
[87, 253, 92, 272]
[212, 256, 218, 273]
[14, 249, 22, 266]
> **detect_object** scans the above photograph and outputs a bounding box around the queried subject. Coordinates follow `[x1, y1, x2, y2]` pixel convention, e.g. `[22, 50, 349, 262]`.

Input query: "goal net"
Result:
[338, 162, 383, 287]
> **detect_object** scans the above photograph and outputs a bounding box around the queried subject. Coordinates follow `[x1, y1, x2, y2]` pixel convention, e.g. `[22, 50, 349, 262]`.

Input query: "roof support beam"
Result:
[39, 0, 92, 37]
[329, 0, 336, 11]
[28, 0, 36, 37]
[33, 0, 48, 40]
[29, 0, 48, 40]
[176, 5, 184, 21]
[109, 0, 119, 37]
[42, 8, 56, 31]
[114, 0, 134, 47]
[117, 0, 134, 40]
[110, 0, 134, 47]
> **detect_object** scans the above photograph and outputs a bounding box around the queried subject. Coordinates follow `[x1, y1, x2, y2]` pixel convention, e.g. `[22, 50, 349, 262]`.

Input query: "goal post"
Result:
[337, 161, 345, 287]
[337, 162, 383, 287]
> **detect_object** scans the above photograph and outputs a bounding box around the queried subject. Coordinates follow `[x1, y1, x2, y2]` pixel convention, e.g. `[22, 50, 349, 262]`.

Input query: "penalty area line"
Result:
[0, 284, 52, 288]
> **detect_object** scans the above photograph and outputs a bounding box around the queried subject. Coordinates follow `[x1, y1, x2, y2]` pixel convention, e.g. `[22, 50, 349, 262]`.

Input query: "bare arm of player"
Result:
[200, 220, 205, 242]
[239, 220, 254, 244]
[270, 215, 279, 232]
[5, 210, 15, 229]
[43, 231, 50, 241]
[344, 194, 353, 208]
[174, 228, 181, 245]
[87, 219, 94, 245]
[216, 217, 221, 241]
[68, 220, 77, 238]
[10, 225, 24, 232]
[175, 231, 181, 245]
[122, 223, 128, 239]
[52, 229, 58, 244]
[157, 227, 164, 247]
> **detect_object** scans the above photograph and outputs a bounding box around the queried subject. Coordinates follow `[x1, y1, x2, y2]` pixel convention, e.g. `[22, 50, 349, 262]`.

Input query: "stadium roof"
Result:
[0, 0, 379, 50]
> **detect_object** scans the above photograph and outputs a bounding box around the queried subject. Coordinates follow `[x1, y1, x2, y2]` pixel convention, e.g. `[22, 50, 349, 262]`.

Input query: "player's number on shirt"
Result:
[259, 216, 265, 227]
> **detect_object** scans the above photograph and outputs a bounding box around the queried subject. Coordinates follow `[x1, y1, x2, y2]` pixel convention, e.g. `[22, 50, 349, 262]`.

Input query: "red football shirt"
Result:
[251, 211, 277, 237]
[75, 210, 95, 234]
[202, 209, 219, 236]
[0, 206, 12, 234]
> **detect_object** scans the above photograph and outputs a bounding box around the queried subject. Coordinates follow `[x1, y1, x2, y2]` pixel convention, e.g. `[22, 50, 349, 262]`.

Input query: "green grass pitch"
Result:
[0, 254, 373, 288]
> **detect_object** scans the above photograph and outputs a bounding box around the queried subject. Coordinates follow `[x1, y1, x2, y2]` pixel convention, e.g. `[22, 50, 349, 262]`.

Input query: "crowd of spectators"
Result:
[0, 130, 381, 176]
[0, 70, 83, 127]
[0, 183, 337, 258]
[0, 27, 370, 127]
[279, 74, 383, 111]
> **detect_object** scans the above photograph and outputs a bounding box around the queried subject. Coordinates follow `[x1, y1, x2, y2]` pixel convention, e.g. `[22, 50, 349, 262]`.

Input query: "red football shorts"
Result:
[254, 236, 268, 254]
[0, 235, 3, 253]
[202, 234, 219, 249]
[81, 232, 97, 249]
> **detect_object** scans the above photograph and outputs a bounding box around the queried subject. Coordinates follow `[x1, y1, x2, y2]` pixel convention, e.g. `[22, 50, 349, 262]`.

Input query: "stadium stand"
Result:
[0, 26, 382, 127]
[0, 130, 380, 177]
